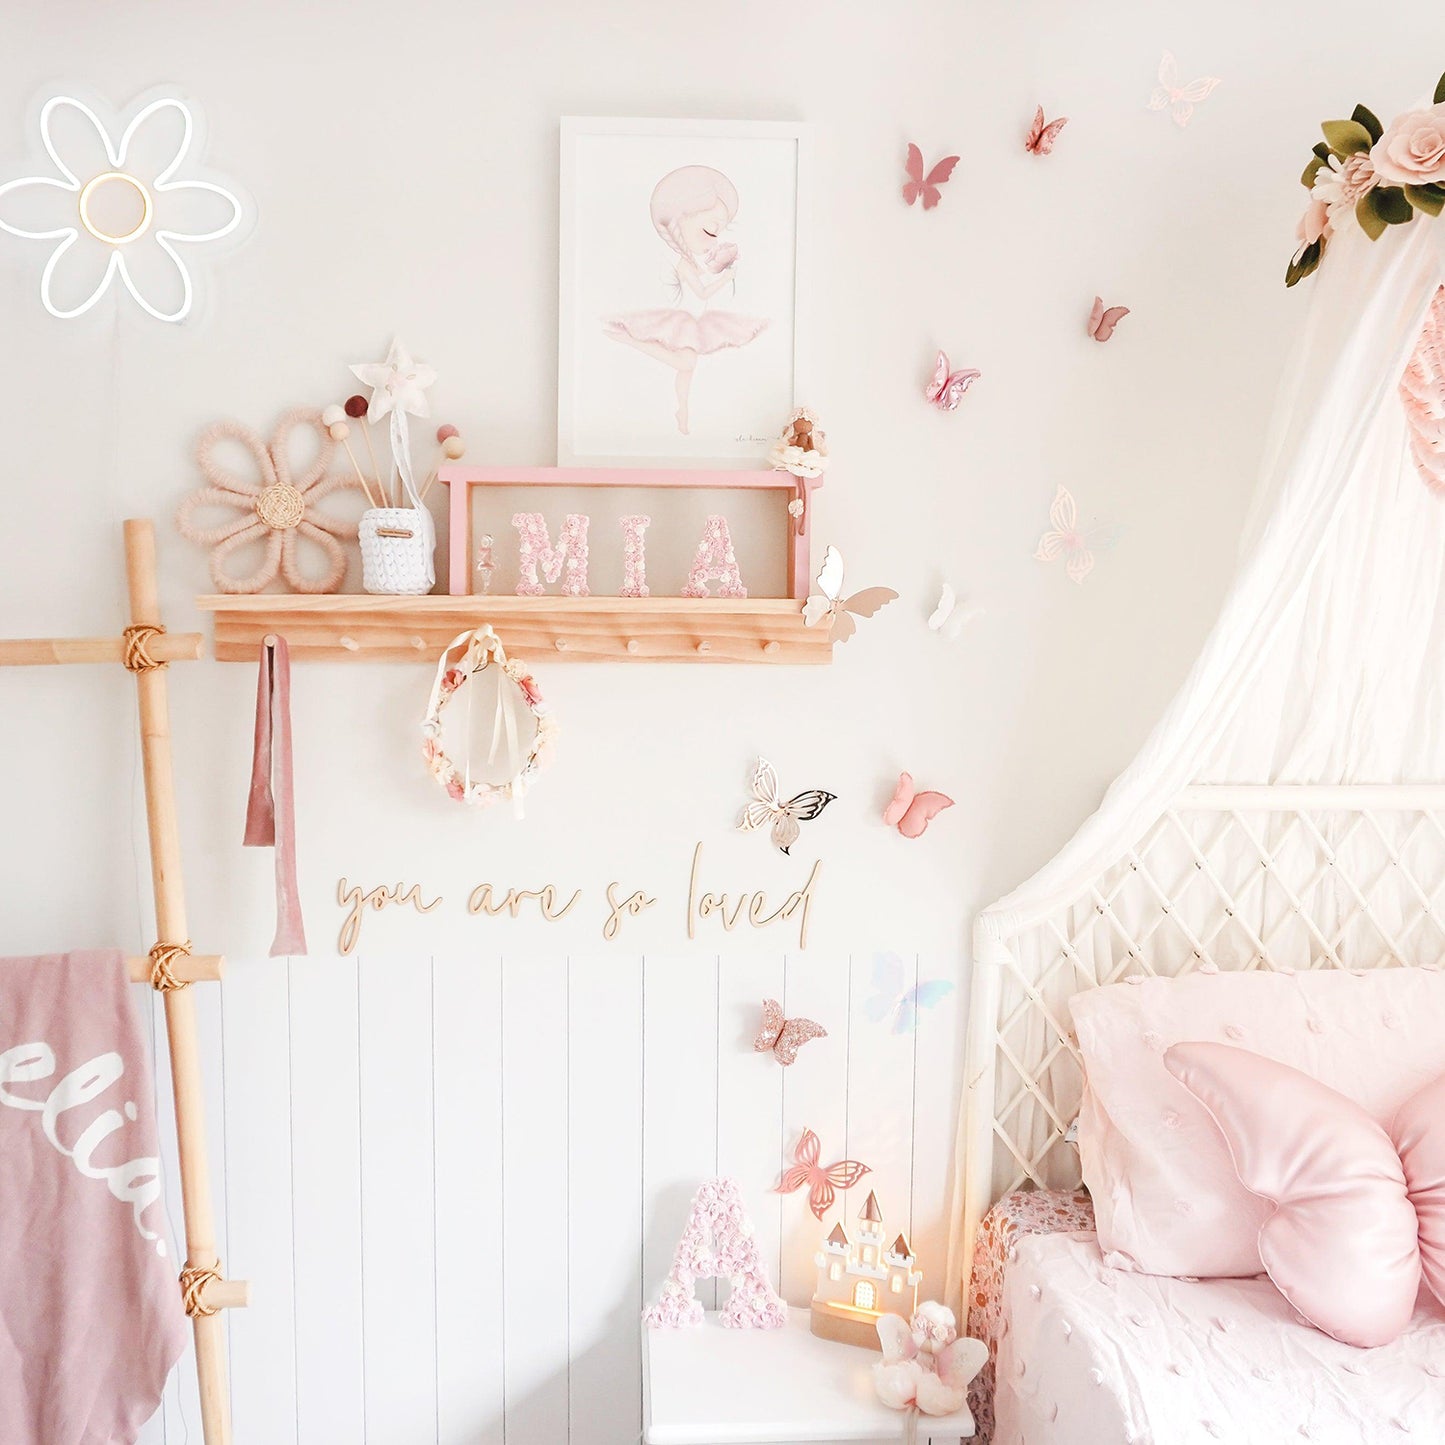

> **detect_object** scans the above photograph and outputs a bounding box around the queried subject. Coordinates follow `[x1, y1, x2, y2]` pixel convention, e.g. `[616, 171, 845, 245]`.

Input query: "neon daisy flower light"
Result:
[0, 93, 244, 321]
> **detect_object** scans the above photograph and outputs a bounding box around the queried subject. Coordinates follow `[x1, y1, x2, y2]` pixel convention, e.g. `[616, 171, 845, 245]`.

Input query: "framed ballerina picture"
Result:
[559, 117, 811, 466]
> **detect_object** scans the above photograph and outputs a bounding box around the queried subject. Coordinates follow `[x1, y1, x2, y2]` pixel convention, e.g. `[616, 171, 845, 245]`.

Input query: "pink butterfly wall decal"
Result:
[1034, 485, 1122, 584]
[902, 144, 959, 209]
[924, 351, 982, 411]
[753, 998, 827, 1066]
[802, 546, 897, 642]
[776, 1127, 871, 1220]
[1087, 297, 1130, 343]
[883, 772, 955, 839]
[1147, 51, 1221, 128]
[1025, 106, 1069, 155]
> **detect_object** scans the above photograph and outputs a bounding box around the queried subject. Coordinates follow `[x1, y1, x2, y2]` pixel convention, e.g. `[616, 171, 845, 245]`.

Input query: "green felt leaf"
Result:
[1375, 185, 1415, 225]
[1435, 70, 1445, 105]
[1286, 239, 1323, 288]
[1302, 155, 1326, 189]
[1356, 191, 1388, 240]
[1351, 104, 1384, 143]
[1406, 183, 1445, 217]
[1322, 118, 1374, 156]
[1313, 141, 1333, 164]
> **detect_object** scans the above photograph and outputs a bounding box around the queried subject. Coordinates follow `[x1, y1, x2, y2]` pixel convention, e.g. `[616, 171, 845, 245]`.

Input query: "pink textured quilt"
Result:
[0, 950, 187, 1444]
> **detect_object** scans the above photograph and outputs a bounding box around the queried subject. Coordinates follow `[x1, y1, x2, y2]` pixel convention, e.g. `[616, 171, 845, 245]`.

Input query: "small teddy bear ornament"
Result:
[873, 1301, 987, 1418]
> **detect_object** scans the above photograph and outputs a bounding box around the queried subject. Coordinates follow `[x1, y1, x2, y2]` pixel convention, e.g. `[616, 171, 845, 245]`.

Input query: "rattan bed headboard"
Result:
[949, 783, 1445, 1297]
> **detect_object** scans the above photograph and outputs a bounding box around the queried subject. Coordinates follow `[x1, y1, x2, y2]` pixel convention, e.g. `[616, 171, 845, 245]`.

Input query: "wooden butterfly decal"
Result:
[737, 756, 836, 855]
[776, 1127, 870, 1220]
[1147, 50, 1221, 129]
[1034, 484, 1123, 584]
[753, 998, 827, 1066]
[1025, 106, 1069, 155]
[902, 144, 959, 210]
[883, 772, 955, 839]
[927, 582, 984, 640]
[924, 351, 982, 411]
[802, 546, 898, 642]
[1087, 296, 1130, 343]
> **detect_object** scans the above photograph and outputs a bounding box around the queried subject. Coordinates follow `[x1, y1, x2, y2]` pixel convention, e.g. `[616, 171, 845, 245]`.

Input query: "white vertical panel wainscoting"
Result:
[137, 950, 965, 1444]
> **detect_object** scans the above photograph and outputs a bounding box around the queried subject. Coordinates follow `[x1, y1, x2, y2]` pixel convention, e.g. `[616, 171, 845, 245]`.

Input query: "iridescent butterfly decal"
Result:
[902, 144, 960, 210]
[864, 953, 956, 1035]
[883, 772, 955, 839]
[1034, 484, 1123, 584]
[1147, 50, 1221, 129]
[776, 1127, 871, 1220]
[1025, 106, 1069, 155]
[753, 998, 827, 1066]
[1087, 296, 1130, 343]
[802, 546, 898, 642]
[924, 350, 982, 411]
[737, 756, 836, 855]
[927, 582, 984, 640]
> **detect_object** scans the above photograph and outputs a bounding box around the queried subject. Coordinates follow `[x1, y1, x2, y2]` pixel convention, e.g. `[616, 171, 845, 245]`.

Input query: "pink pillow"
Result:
[1394, 1069, 1445, 1306]
[1164, 1041, 1424, 1348]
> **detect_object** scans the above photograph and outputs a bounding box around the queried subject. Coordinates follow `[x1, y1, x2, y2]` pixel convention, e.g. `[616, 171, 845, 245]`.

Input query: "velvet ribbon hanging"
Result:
[243, 635, 306, 955]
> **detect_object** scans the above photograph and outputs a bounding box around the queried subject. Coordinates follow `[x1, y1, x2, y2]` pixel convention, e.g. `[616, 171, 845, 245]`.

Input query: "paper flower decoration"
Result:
[175, 408, 364, 593]
[0, 94, 243, 321]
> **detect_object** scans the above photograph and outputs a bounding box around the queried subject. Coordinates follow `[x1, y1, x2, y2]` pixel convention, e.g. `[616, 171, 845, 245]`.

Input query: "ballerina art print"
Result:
[603, 165, 770, 435]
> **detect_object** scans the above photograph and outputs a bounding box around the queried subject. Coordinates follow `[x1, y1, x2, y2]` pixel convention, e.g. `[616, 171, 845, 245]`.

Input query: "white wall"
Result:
[4, 1, 1444, 1439]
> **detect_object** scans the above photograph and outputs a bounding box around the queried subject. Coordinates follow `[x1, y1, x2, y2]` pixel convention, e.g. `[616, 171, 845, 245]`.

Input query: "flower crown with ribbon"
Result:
[1289, 70, 1445, 286]
[421, 627, 557, 815]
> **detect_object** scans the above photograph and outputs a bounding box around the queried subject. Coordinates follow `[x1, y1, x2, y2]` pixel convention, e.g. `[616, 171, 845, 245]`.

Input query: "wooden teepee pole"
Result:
[123, 519, 244, 1445]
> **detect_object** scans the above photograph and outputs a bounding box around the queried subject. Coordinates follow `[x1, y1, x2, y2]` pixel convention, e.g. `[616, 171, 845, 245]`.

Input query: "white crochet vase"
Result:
[359, 506, 435, 596]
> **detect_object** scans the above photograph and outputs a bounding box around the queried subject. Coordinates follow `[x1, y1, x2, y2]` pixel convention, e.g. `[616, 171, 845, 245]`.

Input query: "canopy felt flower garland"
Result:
[1289, 71, 1445, 286]
[421, 627, 556, 815]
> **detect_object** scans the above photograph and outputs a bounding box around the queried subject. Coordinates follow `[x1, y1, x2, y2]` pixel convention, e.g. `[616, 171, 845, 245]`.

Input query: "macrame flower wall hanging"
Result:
[0, 93, 244, 321]
[1289, 71, 1445, 286]
[175, 408, 365, 593]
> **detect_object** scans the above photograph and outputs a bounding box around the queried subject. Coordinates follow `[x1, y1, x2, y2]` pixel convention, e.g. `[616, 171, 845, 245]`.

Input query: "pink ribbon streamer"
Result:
[243, 635, 306, 955]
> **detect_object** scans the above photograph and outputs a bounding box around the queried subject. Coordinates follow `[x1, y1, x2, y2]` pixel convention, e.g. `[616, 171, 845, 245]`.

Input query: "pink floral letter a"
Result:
[681, 515, 746, 598]
[643, 1177, 787, 1329]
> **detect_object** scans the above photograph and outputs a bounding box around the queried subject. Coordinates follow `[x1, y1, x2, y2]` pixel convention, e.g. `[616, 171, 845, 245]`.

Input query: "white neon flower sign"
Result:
[0, 94, 244, 322]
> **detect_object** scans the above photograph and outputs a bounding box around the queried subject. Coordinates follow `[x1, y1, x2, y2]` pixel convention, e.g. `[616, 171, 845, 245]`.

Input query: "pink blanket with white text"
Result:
[0, 950, 187, 1444]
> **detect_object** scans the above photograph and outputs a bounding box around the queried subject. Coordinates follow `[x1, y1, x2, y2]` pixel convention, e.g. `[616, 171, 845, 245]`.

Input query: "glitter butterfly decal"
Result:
[883, 772, 955, 839]
[1087, 296, 1130, 342]
[1034, 485, 1123, 584]
[1147, 51, 1221, 129]
[737, 756, 837, 855]
[902, 144, 960, 210]
[928, 582, 984, 640]
[1025, 106, 1069, 155]
[924, 350, 982, 411]
[802, 546, 898, 642]
[864, 953, 956, 1035]
[776, 1127, 871, 1220]
[753, 998, 827, 1067]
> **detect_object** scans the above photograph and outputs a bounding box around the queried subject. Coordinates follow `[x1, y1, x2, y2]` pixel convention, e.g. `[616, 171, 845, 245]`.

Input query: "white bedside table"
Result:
[643, 1314, 976, 1445]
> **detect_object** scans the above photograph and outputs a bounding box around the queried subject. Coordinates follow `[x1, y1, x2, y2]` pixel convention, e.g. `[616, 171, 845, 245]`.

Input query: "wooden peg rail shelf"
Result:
[1, 520, 243, 1445]
[197, 594, 834, 664]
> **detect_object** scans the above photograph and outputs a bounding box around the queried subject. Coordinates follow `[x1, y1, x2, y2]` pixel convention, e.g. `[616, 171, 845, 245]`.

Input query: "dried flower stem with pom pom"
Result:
[418, 424, 464, 505]
[345, 393, 389, 505]
[323, 403, 382, 508]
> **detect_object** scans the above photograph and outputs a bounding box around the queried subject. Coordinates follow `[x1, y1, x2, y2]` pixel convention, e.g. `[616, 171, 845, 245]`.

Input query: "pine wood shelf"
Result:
[197, 594, 834, 664]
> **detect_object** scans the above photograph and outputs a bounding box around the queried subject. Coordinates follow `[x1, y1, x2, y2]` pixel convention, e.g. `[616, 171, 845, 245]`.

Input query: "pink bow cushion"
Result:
[1164, 1042, 1420, 1348]
[1393, 1069, 1445, 1307]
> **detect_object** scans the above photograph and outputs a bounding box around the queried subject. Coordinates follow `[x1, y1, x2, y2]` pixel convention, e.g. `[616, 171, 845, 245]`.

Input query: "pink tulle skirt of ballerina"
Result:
[604, 307, 768, 356]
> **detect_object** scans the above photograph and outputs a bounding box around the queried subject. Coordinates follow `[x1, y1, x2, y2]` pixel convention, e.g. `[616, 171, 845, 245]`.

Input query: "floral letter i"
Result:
[512, 512, 590, 597]
[620, 514, 651, 598]
[682, 515, 747, 598]
[643, 1177, 787, 1329]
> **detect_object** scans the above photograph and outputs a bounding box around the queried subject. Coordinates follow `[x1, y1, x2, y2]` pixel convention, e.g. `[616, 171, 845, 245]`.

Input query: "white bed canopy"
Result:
[948, 213, 1445, 1305]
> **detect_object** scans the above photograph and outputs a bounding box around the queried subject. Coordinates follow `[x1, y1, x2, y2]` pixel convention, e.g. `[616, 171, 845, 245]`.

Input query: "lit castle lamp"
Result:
[810, 1190, 922, 1348]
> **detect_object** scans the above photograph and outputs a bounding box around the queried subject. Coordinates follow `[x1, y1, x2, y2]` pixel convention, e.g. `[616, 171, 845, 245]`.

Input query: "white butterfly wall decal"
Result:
[864, 953, 956, 1035]
[802, 546, 898, 642]
[927, 583, 984, 640]
[1147, 50, 1221, 128]
[737, 757, 837, 855]
[1034, 485, 1123, 584]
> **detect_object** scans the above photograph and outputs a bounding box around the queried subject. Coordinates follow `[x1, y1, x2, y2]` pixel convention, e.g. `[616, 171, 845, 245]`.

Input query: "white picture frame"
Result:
[558, 117, 811, 468]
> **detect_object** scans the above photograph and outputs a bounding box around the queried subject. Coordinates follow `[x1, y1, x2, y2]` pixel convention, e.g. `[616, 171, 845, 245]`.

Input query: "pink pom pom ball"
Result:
[436, 424, 459, 442]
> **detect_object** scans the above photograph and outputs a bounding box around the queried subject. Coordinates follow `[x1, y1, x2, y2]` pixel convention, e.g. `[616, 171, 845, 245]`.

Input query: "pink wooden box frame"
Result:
[438, 466, 822, 599]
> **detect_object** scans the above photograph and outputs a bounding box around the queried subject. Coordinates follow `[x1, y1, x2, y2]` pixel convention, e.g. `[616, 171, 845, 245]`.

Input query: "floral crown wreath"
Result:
[1289, 70, 1445, 286]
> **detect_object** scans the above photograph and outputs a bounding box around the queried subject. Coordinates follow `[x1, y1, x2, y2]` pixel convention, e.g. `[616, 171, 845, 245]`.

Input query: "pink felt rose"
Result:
[1372, 103, 1445, 186]
[1296, 194, 1331, 248]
